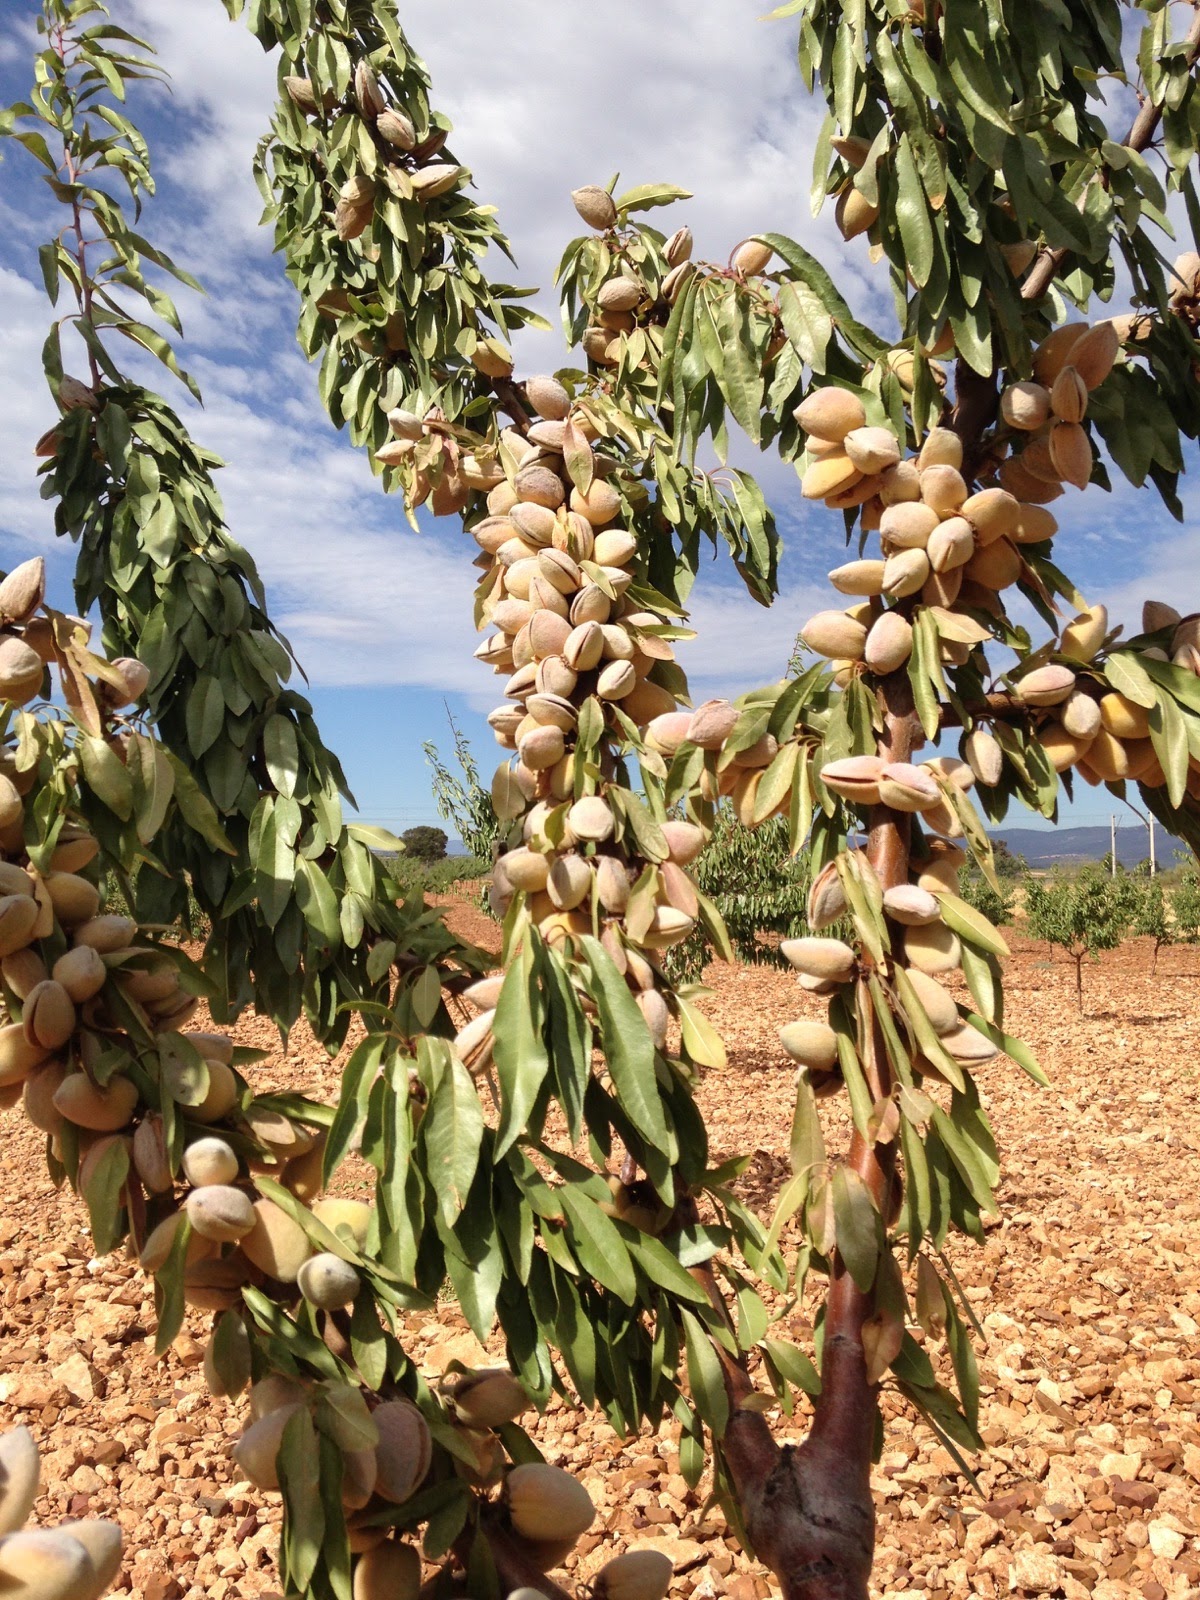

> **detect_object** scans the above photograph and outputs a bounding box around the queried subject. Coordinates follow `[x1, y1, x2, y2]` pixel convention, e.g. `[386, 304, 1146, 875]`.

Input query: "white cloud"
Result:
[0, 267, 60, 554]
[2, 0, 865, 703]
[395, 0, 889, 359]
[3, 0, 1195, 725]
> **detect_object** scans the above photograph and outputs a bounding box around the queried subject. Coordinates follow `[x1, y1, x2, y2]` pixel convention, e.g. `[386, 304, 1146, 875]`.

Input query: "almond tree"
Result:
[1132, 872, 1171, 972]
[1025, 867, 1134, 1009]
[3, 4, 1200, 1600]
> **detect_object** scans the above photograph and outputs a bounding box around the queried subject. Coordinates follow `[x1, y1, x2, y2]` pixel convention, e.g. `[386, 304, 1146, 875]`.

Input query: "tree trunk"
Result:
[723, 671, 919, 1600]
[1074, 953, 1084, 1013]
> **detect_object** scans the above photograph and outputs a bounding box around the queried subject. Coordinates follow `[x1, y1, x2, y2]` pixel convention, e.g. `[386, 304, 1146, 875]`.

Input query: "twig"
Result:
[1021, 2, 1200, 303]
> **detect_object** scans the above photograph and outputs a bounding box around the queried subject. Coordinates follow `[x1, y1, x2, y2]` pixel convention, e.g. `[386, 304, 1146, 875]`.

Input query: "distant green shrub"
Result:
[392, 855, 489, 897]
[666, 807, 811, 983]
[957, 869, 1014, 927]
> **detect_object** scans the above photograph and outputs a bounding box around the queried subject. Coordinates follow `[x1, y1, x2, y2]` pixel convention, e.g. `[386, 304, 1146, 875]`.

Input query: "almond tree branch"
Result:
[939, 692, 1029, 730]
[473, 1513, 575, 1600]
[676, 1194, 782, 1494]
[723, 671, 919, 1600]
[1021, 2, 1200, 304]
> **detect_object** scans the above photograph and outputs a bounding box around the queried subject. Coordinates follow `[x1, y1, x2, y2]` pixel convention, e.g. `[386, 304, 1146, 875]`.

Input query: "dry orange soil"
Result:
[2, 894, 1198, 1600]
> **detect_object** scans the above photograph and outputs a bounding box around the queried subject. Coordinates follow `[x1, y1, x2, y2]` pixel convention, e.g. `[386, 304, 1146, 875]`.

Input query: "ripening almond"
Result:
[801, 452, 861, 500]
[779, 1019, 839, 1072]
[963, 536, 1022, 591]
[864, 611, 914, 673]
[1015, 663, 1077, 706]
[1032, 322, 1088, 387]
[1099, 693, 1151, 740]
[780, 936, 856, 982]
[828, 559, 886, 596]
[1048, 421, 1092, 489]
[1083, 729, 1131, 781]
[1011, 503, 1058, 544]
[998, 455, 1064, 505]
[904, 922, 962, 976]
[835, 186, 879, 239]
[1142, 600, 1180, 634]
[999, 381, 1051, 432]
[1050, 365, 1088, 423]
[882, 548, 930, 598]
[506, 1463, 596, 1543]
[916, 427, 963, 471]
[800, 610, 868, 660]
[571, 185, 617, 230]
[1038, 720, 1093, 773]
[919, 463, 968, 516]
[800, 385, 864, 438]
[1060, 689, 1102, 741]
[1069, 321, 1120, 389]
[1059, 603, 1108, 662]
[843, 426, 900, 474]
[732, 238, 773, 276]
[927, 516, 974, 572]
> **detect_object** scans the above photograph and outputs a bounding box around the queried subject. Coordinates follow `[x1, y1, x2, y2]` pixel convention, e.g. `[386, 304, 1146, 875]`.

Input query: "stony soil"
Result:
[2, 896, 1198, 1600]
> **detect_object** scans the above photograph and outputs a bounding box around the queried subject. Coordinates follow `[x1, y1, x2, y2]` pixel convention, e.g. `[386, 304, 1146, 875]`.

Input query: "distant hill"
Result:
[991, 824, 1161, 869]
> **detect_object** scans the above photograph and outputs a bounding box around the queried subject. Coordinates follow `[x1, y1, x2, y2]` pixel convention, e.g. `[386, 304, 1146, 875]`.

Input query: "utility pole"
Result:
[1110, 815, 1117, 877]
[1149, 814, 1156, 877]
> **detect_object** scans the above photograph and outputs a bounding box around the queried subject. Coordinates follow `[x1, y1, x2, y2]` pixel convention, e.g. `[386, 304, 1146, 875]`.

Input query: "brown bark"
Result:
[718, 673, 920, 1600]
[950, 361, 1000, 483]
[473, 1516, 575, 1600]
[939, 692, 1027, 730]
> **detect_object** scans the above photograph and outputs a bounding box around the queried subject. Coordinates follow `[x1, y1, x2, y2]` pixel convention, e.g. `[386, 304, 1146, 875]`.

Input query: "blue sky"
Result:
[1, 0, 1197, 839]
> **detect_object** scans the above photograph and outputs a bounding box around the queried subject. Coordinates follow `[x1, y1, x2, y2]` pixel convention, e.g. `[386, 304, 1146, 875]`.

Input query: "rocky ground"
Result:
[1, 894, 1198, 1600]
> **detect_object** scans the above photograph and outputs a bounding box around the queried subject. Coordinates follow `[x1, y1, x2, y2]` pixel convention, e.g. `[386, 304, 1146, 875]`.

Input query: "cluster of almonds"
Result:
[233, 1368, 671, 1599]
[996, 320, 1120, 496]
[232, 1375, 434, 1567]
[0, 578, 215, 1165]
[436, 367, 704, 1038]
[776, 831, 1000, 1091]
[568, 183, 777, 344]
[0, 582, 666, 1598]
[284, 59, 467, 241]
[441, 197, 803, 1075]
[0, 573, 385, 1352]
[0, 743, 356, 1328]
[137, 1139, 374, 1319]
[0, 556, 145, 754]
[454, 693, 794, 1058]
[1014, 601, 1200, 793]
[0, 1426, 121, 1600]
[798, 391, 1061, 669]
[568, 184, 704, 356]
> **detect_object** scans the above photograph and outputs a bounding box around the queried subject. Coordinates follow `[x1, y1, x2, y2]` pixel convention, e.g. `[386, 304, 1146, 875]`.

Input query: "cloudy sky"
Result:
[1, 0, 1195, 841]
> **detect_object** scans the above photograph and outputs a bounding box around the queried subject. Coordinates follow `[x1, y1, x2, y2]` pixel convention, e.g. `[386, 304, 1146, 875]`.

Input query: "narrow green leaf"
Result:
[493, 942, 549, 1159]
[581, 936, 669, 1151]
[682, 1310, 730, 1434]
[831, 1166, 879, 1292]
[559, 1186, 637, 1305]
[421, 1039, 484, 1229]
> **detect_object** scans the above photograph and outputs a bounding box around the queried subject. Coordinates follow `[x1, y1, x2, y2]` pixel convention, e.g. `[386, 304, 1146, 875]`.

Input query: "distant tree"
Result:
[991, 838, 1028, 880]
[401, 824, 448, 862]
[423, 711, 500, 865]
[1025, 867, 1135, 1012]
[1133, 876, 1171, 973]
[1170, 867, 1200, 944]
[1110, 863, 1148, 926]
